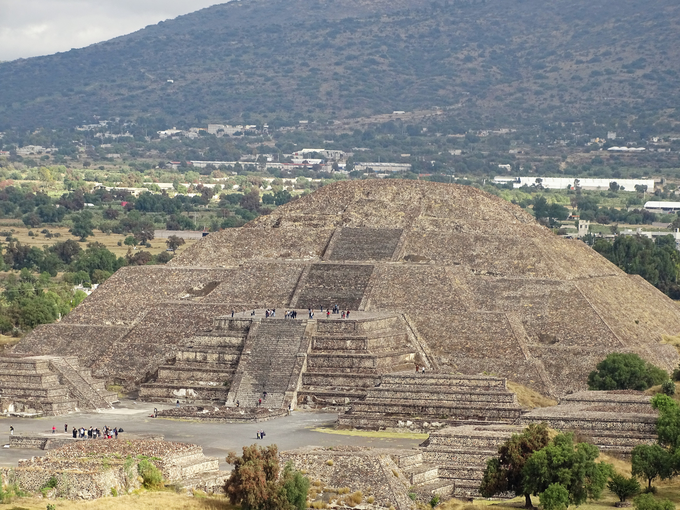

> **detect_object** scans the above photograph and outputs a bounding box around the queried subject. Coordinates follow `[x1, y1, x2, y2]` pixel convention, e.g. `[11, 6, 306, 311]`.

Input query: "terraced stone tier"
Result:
[339, 373, 522, 431]
[420, 424, 521, 499]
[0, 356, 116, 416]
[520, 391, 658, 454]
[298, 314, 418, 409]
[139, 315, 250, 404]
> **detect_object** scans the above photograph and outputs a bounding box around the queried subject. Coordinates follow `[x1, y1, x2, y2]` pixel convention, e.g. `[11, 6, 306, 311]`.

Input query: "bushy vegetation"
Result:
[481, 425, 612, 508]
[225, 444, 309, 510]
[587, 353, 669, 391]
[593, 236, 680, 299]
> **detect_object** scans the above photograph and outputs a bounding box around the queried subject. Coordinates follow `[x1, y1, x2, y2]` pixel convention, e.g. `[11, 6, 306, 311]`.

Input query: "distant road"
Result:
[154, 230, 206, 240]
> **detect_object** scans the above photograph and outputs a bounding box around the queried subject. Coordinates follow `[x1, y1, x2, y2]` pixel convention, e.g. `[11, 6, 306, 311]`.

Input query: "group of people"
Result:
[256, 430, 267, 439]
[70, 424, 121, 439]
[235, 307, 356, 320]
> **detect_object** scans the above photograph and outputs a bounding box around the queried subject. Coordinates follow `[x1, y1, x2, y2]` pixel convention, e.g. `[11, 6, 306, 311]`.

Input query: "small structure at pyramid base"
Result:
[415, 390, 658, 499]
[0, 355, 118, 416]
[0, 439, 226, 500]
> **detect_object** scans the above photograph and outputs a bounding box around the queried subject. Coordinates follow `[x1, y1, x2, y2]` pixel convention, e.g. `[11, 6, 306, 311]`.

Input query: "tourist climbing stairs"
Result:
[48, 356, 114, 411]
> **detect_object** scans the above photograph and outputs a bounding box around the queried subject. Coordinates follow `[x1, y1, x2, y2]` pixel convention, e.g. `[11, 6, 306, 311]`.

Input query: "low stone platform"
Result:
[338, 372, 523, 431]
[521, 390, 657, 454]
[419, 424, 521, 498]
[0, 439, 227, 499]
[280, 446, 430, 510]
[0, 355, 117, 416]
[156, 405, 287, 423]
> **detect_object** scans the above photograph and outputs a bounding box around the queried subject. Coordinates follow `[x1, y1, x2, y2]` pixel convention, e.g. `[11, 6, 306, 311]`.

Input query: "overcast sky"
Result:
[0, 0, 226, 62]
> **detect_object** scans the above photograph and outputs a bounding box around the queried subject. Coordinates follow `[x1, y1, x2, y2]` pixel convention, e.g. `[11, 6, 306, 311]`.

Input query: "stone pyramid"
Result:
[14, 180, 680, 396]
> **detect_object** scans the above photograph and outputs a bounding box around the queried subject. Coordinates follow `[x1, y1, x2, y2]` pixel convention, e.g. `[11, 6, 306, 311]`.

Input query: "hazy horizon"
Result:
[0, 0, 226, 62]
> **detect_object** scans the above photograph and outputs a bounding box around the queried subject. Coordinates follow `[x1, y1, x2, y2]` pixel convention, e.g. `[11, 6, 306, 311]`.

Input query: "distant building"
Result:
[494, 176, 655, 191]
[644, 202, 680, 213]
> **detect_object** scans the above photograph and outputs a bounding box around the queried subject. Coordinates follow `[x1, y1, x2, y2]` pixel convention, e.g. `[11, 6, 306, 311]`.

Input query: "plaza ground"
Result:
[0, 399, 423, 470]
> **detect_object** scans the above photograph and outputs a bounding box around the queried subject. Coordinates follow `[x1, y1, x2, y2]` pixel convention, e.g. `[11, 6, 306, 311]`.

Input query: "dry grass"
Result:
[2, 225, 197, 258]
[311, 426, 428, 440]
[0, 491, 236, 509]
[507, 381, 558, 409]
[0, 334, 20, 352]
[645, 381, 680, 403]
[661, 334, 680, 355]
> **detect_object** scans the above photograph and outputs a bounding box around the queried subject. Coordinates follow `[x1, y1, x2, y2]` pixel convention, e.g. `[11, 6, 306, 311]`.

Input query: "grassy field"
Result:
[0, 491, 236, 509]
[0, 224, 198, 258]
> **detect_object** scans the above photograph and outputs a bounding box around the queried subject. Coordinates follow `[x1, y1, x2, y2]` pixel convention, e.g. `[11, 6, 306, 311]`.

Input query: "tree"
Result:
[588, 353, 668, 391]
[70, 210, 94, 242]
[541, 483, 570, 510]
[523, 433, 612, 507]
[607, 473, 641, 502]
[274, 189, 292, 206]
[480, 423, 551, 507]
[651, 394, 680, 452]
[74, 242, 126, 280]
[166, 235, 185, 253]
[240, 189, 261, 213]
[127, 250, 153, 266]
[50, 240, 82, 264]
[631, 444, 674, 490]
[225, 444, 309, 510]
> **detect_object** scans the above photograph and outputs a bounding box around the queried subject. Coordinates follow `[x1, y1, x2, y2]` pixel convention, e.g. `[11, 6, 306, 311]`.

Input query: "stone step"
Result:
[405, 463, 439, 485]
[176, 351, 241, 364]
[337, 413, 502, 431]
[415, 479, 454, 498]
[452, 479, 483, 498]
[0, 386, 71, 398]
[307, 351, 415, 371]
[301, 372, 381, 387]
[369, 388, 517, 403]
[396, 452, 423, 469]
[350, 401, 523, 419]
[380, 374, 507, 389]
[157, 366, 235, 382]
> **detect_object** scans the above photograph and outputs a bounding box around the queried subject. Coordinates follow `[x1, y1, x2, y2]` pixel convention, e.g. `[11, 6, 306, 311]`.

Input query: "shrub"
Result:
[541, 483, 570, 510]
[588, 353, 668, 391]
[634, 493, 675, 510]
[44, 476, 58, 489]
[137, 458, 163, 489]
[608, 473, 641, 502]
[662, 381, 675, 395]
[672, 364, 680, 381]
[430, 494, 441, 507]
[326, 459, 334, 466]
[111, 487, 118, 497]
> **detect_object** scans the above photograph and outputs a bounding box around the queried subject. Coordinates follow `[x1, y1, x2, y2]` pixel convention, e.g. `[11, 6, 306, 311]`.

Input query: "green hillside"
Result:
[1, 0, 679, 130]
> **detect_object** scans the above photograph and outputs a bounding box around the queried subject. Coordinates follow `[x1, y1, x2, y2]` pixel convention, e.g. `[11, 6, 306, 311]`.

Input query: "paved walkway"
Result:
[0, 400, 422, 470]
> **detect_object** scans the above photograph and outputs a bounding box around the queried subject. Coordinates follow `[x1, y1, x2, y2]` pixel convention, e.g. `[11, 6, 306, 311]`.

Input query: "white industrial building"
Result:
[494, 176, 655, 191]
[644, 202, 680, 213]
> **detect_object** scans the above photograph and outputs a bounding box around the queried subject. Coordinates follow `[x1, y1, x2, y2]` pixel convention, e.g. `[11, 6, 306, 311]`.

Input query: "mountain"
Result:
[1, 0, 679, 130]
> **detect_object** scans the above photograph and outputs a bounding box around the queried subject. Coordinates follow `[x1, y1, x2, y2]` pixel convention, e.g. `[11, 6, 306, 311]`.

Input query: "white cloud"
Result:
[0, 0, 226, 62]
